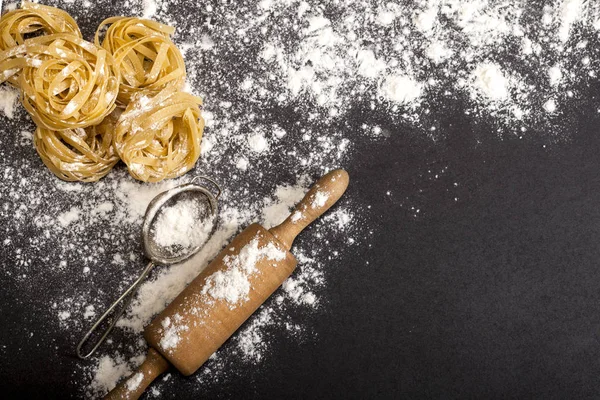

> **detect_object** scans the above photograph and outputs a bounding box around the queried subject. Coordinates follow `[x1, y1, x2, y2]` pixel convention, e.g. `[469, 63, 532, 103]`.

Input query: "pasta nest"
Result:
[0, 2, 82, 86]
[34, 112, 120, 182]
[0, 2, 81, 51]
[114, 87, 204, 182]
[0, 4, 204, 183]
[0, 33, 120, 130]
[95, 17, 185, 105]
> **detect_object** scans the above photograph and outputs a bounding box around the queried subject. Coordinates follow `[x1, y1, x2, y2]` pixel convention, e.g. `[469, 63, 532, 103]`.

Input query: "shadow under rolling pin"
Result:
[105, 169, 350, 400]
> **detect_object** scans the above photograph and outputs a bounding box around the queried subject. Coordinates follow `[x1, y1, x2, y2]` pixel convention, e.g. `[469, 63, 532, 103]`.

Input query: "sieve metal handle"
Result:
[76, 261, 155, 359]
[189, 176, 221, 199]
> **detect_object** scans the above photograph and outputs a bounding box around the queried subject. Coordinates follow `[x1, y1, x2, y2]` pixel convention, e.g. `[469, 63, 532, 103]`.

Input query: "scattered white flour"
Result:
[261, 180, 308, 228]
[19, 130, 33, 145]
[247, 133, 269, 153]
[62, 101, 78, 116]
[126, 372, 144, 392]
[558, 0, 585, 43]
[414, 6, 438, 33]
[91, 202, 114, 219]
[236, 157, 249, 171]
[291, 211, 302, 223]
[322, 208, 354, 230]
[356, 49, 387, 79]
[58, 311, 71, 321]
[202, 237, 286, 306]
[544, 99, 558, 113]
[83, 305, 96, 319]
[211, 0, 596, 133]
[142, 0, 158, 19]
[116, 179, 181, 223]
[113, 253, 125, 265]
[0, 87, 18, 119]
[203, 267, 251, 305]
[57, 207, 80, 227]
[89, 355, 132, 395]
[159, 314, 188, 351]
[379, 75, 422, 105]
[548, 66, 563, 87]
[311, 191, 329, 209]
[235, 308, 272, 362]
[426, 42, 452, 64]
[281, 252, 324, 306]
[472, 63, 509, 101]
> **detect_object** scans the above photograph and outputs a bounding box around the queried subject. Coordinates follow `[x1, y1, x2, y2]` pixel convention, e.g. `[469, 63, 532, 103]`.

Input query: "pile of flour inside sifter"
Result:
[151, 198, 214, 251]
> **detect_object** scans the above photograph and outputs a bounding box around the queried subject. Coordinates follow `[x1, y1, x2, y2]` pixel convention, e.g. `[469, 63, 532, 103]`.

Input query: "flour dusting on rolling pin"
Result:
[105, 169, 349, 399]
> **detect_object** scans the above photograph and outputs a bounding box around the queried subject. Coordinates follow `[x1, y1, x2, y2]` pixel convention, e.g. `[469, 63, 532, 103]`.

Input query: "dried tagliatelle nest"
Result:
[0, 2, 81, 51]
[0, 3, 205, 183]
[114, 87, 204, 182]
[34, 112, 120, 182]
[95, 17, 186, 105]
[0, 33, 120, 130]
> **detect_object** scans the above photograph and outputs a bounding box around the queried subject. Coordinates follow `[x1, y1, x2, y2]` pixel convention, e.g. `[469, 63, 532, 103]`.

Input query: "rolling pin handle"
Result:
[269, 169, 350, 250]
[104, 348, 170, 400]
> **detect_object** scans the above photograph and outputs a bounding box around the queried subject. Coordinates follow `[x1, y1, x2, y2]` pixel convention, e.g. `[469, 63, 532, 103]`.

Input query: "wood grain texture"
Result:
[104, 348, 169, 400]
[269, 169, 349, 250]
[144, 224, 297, 375]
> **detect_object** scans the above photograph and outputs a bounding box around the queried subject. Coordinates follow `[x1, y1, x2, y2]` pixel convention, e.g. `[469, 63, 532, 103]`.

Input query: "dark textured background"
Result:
[3, 0, 600, 399]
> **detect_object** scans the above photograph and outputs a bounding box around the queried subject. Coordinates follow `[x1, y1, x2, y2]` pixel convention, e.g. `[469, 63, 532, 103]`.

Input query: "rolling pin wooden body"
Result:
[105, 169, 349, 400]
[146, 222, 297, 375]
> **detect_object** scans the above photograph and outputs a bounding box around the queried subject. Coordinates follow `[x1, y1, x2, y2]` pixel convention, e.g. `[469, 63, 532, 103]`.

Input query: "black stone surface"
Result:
[2, 1, 600, 399]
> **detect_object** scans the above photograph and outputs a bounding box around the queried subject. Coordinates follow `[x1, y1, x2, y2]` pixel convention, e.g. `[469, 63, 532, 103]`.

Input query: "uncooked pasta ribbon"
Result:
[114, 87, 204, 182]
[95, 17, 185, 105]
[34, 112, 120, 182]
[0, 2, 82, 85]
[0, 33, 120, 130]
[0, 2, 81, 51]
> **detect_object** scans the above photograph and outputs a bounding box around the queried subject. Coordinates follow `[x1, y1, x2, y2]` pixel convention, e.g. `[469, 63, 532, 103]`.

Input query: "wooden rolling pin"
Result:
[105, 169, 349, 399]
